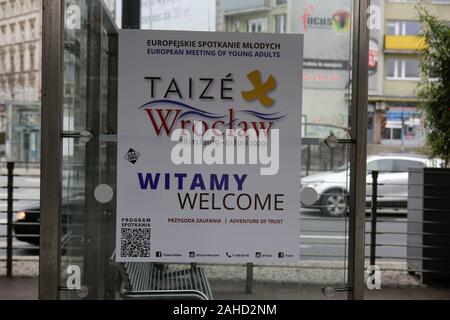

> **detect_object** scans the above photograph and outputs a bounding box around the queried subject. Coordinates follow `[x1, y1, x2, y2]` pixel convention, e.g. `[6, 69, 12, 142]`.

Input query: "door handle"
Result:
[325, 134, 355, 149]
[322, 287, 352, 297]
[61, 130, 94, 143]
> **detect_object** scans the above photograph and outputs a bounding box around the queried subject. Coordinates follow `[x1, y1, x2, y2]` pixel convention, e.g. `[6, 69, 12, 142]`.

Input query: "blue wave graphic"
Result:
[178, 111, 225, 120]
[139, 100, 286, 122]
[239, 110, 286, 121]
[139, 99, 227, 120]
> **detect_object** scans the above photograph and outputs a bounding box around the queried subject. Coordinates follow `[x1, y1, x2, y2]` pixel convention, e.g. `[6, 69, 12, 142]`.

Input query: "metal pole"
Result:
[122, 0, 141, 29]
[246, 263, 253, 294]
[306, 144, 311, 176]
[40, 0, 63, 300]
[6, 162, 14, 277]
[400, 107, 405, 153]
[348, 0, 370, 300]
[319, 143, 322, 169]
[370, 171, 378, 267]
[330, 147, 335, 170]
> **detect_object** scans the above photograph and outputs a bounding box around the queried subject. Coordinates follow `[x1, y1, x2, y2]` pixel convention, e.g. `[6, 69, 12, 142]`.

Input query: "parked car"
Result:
[14, 196, 83, 245]
[14, 203, 40, 245]
[301, 154, 443, 217]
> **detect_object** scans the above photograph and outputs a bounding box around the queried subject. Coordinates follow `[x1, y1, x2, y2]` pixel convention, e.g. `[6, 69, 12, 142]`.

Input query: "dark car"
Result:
[14, 197, 82, 245]
[14, 202, 40, 245]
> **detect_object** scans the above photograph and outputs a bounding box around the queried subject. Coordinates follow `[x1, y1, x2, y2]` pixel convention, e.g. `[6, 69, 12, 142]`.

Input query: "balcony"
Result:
[385, 35, 426, 53]
[221, 0, 271, 16]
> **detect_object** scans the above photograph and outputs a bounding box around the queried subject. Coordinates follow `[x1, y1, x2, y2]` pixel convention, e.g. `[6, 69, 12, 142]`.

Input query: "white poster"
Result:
[117, 30, 303, 263]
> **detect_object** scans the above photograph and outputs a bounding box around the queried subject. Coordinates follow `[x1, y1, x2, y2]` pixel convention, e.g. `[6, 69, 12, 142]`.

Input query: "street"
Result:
[0, 170, 40, 258]
[300, 209, 407, 261]
[1, 209, 408, 263]
[0, 170, 408, 261]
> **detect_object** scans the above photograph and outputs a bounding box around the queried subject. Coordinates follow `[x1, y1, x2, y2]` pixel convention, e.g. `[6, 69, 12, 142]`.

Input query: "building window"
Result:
[275, 14, 286, 34]
[19, 53, 24, 71]
[387, 59, 420, 80]
[276, 0, 287, 5]
[29, 18, 35, 38]
[9, 54, 15, 73]
[30, 49, 35, 71]
[248, 18, 267, 33]
[0, 25, 6, 44]
[19, 21, 25, 40]
[381, 108, 421, 142]
[10, 23, 15, 42]
[231, 20, 240, 32]
[29, 50, 34, 70]
[387, 20, 421, 35]
[0, 52, 5, 70]
[0, 2, 6, 17]
[404, 59, 420, 78]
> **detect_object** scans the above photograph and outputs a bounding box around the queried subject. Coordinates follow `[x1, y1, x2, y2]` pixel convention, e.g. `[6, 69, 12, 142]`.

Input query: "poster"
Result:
[290, 0, 381, 93]
[117, 30, 303, 263]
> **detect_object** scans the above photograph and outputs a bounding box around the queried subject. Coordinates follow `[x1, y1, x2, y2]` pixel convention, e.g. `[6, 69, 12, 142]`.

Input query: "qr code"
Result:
[120, 228, 151, 257]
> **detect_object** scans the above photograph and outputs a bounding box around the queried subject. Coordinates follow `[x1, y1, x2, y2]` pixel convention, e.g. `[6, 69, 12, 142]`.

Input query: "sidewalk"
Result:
[1, 259, 450, 300]
[0, 277, 38, 300]
[210, 280, 450, 300]
[1, 277, 450, 300]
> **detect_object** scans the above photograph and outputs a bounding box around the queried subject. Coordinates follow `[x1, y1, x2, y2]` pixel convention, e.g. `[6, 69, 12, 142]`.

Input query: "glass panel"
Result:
[404, 59, 420, 78]
[60, 0, 354, 300]
[61, 0, 117, 299]
[61, 0, 89, 300]
[404, 21, 421, 35]
[387, 59, 396, 77]
[228, 0, 352, 299]
[364, 0, 450, 298]
[275, 14, 287, 33]
[392, 127, 402, 139]
[387, 22, 398, 35]
[392, 159, 425, 172]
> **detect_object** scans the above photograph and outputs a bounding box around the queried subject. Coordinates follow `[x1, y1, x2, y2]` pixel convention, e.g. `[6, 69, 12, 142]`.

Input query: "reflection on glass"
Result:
[59, 0, 356, 300]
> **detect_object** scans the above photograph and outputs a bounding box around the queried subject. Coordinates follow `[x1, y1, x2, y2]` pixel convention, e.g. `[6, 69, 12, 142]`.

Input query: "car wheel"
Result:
[320, 189, 347, 217]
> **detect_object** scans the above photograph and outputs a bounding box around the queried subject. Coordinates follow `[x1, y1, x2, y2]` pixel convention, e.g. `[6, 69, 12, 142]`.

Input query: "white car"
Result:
[300, 154, 443, 217]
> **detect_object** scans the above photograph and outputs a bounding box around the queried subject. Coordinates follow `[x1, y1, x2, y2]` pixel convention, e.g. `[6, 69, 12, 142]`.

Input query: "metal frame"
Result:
[348, 0, 370, 300]
[82, 0, 103, 299]
[39, 0, 371, 300]
[39, 0, 64, 300]
[82, 1, 119, 299]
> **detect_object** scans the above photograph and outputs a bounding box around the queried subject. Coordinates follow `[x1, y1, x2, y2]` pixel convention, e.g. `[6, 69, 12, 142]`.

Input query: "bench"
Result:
[110, 253, 213, 300]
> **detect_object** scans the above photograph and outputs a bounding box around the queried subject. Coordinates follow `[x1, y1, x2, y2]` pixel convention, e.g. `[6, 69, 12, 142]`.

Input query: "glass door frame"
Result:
[40, 0, 370, 300]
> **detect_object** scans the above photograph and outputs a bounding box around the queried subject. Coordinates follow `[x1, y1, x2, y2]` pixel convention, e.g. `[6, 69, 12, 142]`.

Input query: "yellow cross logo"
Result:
[241, 70, 277, 108]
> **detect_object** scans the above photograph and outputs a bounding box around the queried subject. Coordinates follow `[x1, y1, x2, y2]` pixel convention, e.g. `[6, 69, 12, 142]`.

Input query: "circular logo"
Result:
[332, 10, 351, 33]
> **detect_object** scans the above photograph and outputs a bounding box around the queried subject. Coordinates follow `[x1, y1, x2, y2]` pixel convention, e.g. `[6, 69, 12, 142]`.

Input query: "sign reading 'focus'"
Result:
[117, 30, 303, 264]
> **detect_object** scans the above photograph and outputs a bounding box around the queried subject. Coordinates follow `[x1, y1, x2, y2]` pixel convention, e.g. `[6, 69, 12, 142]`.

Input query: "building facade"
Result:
[0, 0, 42, 161]
[0, 0, 41, 102]
[219, 0, 450, 154]
[219, 0, 379, 143]
[369, 0, 450, 154]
